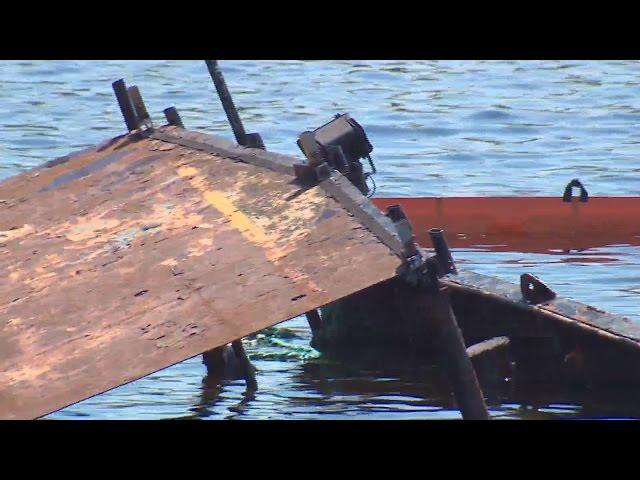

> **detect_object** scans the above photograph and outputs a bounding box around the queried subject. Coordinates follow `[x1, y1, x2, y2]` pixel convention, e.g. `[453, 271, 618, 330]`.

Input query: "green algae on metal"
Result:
[245, 327, 321, 361]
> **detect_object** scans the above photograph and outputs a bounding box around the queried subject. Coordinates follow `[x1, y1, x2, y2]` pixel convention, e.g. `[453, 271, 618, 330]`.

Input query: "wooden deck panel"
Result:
[0, 127, 401, 419]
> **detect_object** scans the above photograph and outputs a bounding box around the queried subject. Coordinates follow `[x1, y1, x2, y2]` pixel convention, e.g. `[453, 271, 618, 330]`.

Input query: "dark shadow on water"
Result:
[181, 373, 257, 420]
[174, 340, 640, 420]
[291, 349, 640, 419]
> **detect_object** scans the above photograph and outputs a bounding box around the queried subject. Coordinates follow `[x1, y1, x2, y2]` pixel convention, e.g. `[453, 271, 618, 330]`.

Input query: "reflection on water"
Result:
[1, 60, 638, 419]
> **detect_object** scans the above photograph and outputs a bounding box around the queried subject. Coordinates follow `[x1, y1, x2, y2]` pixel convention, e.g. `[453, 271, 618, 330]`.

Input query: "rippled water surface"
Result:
[2, 60, 640, 419]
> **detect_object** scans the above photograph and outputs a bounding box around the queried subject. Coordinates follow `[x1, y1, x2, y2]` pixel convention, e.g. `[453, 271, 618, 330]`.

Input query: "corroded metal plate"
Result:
[0, 127, 401, 419]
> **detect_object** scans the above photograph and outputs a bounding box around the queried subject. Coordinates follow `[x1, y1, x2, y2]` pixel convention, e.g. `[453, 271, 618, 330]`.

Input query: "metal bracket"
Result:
[163, 107, 184, 128]
[520, 273, 556, 304]
[295, 132, 335, 185]
[245, 132, 265, 150]
[386, 204, 415, 248]
[297, 131, 324, 167]
[562, 178, 588, 203]
[385, 204, 441, 290]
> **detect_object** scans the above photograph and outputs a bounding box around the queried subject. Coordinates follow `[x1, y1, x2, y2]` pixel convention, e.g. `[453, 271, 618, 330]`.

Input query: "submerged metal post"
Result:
[305, 309, 322, 335]
[427, 228, 486, 418]
[205, 60, 248, 146]
[395, 222, 488, 419]
[430, 286, 490, 419]
[112, 79, 139, 132]
[231, 339, 258, 392]
[397, 281, 490, 420]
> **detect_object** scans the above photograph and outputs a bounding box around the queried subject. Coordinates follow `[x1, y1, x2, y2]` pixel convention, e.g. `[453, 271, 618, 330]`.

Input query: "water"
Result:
[2, 60, 640, 419]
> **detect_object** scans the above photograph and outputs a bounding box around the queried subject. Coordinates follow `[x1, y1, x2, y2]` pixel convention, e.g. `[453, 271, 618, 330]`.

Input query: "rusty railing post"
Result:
[427, 228, 488, 419]
[204, 60, 248, 146]
[429, 285, 490, 419]
[391, 215, 489, 420]
[163, 107, 185, 128]
[127, 85, 151, 128]
[204, 60, 265, 149]
[112, 79, 139, 132]
[429, 227, 457, 275]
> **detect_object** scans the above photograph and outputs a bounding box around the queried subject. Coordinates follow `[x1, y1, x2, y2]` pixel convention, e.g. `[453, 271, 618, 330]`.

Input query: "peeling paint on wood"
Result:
[0, 126, 401, 419]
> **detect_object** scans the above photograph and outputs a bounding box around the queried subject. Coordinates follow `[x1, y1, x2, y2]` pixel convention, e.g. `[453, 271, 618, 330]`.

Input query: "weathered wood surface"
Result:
[0, 126, 401, 419]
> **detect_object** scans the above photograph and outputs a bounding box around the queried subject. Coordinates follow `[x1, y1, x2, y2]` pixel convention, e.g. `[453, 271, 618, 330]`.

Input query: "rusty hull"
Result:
[443, 269, 640, 384]
[372, 197, 640, 253]
[0, 126, 401, 419]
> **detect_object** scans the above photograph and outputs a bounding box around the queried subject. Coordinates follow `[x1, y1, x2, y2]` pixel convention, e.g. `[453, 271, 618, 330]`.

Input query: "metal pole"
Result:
[231, 339, 258, 392]
[430, 285, 489, 419]
[127, 85, 151, 127]
[204, 60, 248, 146]
[112, 79, 139, 132]
[395, 279, 490, 420]
[429, 228, 457, 275]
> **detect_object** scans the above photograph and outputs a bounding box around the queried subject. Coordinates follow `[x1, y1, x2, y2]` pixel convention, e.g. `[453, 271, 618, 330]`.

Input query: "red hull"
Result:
[372, 197, 640, 253]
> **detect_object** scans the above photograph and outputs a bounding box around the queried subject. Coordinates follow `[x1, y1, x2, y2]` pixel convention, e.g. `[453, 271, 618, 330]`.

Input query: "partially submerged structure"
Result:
[1, 62, 639, 420]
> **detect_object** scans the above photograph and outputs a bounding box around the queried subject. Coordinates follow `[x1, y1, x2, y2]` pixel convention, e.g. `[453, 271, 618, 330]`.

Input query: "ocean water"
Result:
[1, 60, 639, 419]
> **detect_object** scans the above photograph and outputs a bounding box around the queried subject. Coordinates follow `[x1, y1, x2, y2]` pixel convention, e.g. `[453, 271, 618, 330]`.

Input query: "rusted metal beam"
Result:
[429, 286, 489, 419]
[112, 79, 139, 132]
[0, 125, 402, 419]
[428, 227, 457, 276]
[385, 220, 488, 420]
[127, 85, 151, 128]
[394, 279, 489, 420]
[146, 128, 299, 176]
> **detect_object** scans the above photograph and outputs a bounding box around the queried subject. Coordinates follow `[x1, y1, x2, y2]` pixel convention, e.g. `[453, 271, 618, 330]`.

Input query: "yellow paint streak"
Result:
[177, 166, 198, 177]
[202, 191, 271, 244]
[176, 163, 322, 293]
[177, 165, 274, 250]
